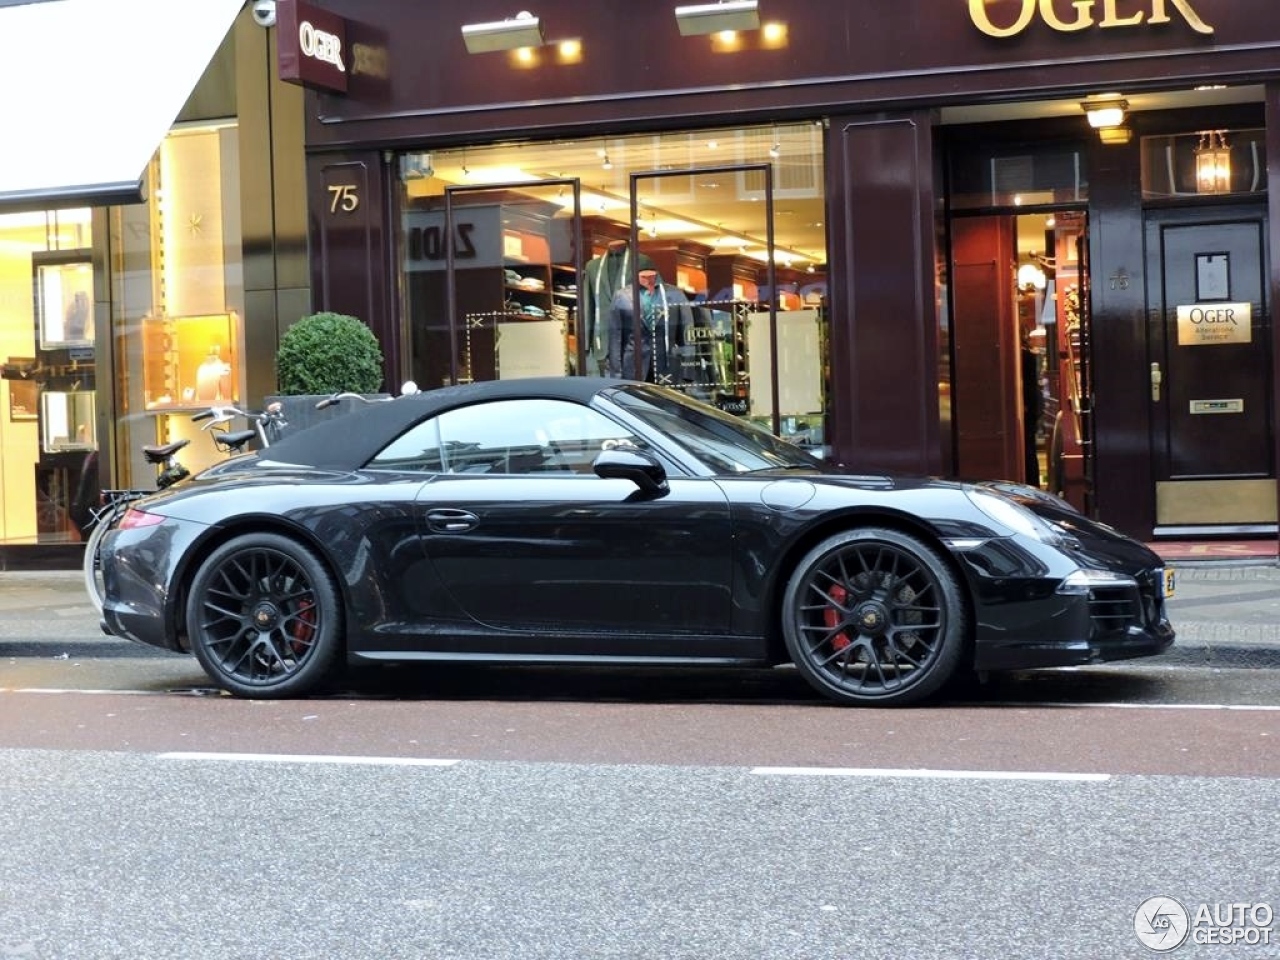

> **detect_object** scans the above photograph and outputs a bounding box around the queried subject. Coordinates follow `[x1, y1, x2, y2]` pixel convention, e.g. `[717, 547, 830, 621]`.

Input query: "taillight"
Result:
[118, 508, 165, 530]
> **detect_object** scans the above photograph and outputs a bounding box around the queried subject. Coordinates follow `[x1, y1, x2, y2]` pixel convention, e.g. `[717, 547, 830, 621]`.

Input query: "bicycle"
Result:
[82, 401, 289, 613]
[192, 401, 289, 452]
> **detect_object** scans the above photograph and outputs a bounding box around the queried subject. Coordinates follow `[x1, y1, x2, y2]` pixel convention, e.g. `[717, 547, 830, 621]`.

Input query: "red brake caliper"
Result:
[289, 598, 316, 654]
[825, 583, 850, 651]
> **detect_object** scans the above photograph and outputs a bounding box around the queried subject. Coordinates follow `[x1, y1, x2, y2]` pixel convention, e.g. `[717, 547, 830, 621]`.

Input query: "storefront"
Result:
[0, 0, 308, 567]
[291, 0, 1278, 540]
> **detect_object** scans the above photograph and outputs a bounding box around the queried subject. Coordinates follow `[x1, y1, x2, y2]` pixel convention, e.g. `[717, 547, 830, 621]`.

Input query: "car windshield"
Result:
[610, 384, 821, 475]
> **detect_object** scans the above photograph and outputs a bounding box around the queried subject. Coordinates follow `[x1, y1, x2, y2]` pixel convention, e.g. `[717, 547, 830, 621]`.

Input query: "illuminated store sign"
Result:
[968, 0, 1215, 38]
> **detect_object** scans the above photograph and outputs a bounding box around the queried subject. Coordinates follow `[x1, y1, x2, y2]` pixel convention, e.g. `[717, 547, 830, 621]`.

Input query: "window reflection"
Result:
[398, 120, 831, 454]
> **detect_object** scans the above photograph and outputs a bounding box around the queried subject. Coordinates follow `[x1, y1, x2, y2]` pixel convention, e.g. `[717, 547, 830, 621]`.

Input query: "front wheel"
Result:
[781, 528, 969, 707]
[185, 533, 342, 698]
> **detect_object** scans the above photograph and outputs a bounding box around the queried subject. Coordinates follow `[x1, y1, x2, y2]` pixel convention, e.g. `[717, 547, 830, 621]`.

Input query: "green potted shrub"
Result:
[269, 312, 388, 433]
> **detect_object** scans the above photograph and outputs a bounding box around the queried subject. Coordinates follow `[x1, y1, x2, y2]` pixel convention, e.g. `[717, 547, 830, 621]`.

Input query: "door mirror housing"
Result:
[592, 448, 669, 495]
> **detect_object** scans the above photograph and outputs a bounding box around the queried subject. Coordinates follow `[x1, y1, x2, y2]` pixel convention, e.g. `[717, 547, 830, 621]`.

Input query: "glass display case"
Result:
[141, 312, 240, 409]
[40, 389, 96, 453]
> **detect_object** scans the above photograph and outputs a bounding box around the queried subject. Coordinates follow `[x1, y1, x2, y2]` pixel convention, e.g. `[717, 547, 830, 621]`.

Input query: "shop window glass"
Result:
[950, 144, 1088, 209]
[108, 120, 245, 490]
[1140, 128, 1267, 200]
[0, 208, 94, 543]
[398, 120, 830, 455]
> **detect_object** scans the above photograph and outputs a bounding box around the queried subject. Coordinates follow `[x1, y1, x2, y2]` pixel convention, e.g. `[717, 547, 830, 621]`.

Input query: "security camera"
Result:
[251, 0, 277, 28]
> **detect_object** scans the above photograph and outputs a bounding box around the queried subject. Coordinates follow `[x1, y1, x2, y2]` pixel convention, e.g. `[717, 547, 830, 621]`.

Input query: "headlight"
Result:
[1056, 569, 1138, 595]
[965, 490, 1066, 544]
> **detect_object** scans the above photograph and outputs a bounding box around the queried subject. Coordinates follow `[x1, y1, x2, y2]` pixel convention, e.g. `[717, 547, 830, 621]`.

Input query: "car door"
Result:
[384, 398, 734, 645]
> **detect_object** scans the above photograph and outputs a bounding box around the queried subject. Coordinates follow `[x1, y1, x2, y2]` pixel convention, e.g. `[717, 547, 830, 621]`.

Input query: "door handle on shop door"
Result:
[1150, 362, 1163, 402]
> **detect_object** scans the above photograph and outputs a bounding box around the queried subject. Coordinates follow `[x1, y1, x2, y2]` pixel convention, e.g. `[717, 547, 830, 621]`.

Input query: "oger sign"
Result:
[278, 0, 350, 94]
[969, 0, 1214, 38]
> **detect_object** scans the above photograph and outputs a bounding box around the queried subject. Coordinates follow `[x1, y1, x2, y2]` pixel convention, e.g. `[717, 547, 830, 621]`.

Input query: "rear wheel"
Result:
[185, 532, 342, 698]
[782, 528, 968, 706]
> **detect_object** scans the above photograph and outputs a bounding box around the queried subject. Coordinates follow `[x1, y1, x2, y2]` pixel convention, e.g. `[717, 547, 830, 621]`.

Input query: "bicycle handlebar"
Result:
[315, 383, 420, 410]
[315, 392, 373, 410]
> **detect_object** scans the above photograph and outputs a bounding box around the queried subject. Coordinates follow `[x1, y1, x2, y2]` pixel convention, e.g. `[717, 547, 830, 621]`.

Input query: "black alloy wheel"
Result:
[781, 528, 968, 706]
[185, 532, 342, 698]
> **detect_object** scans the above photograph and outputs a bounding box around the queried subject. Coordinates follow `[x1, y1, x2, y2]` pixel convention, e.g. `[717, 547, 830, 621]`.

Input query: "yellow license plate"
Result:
[1162, 567, 1176, 598]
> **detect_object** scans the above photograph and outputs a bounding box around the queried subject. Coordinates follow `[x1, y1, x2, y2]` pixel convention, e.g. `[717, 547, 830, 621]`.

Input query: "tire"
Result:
[781, 528, 969, 707]
[185, 532, 343, 698]
[82, 502, 125, 614]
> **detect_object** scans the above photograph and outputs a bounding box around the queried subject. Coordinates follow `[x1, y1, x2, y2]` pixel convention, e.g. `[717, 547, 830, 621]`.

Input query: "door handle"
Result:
[426, 508, 479, 533]
[1150, 362, 1163, 402]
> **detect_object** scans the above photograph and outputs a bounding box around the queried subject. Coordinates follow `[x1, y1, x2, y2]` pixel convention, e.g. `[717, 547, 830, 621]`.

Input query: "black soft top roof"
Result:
[261, 376, 626, 470]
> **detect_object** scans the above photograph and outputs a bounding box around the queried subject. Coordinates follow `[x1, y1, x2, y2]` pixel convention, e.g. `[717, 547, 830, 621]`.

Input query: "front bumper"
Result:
[972, 565, 1175, 671]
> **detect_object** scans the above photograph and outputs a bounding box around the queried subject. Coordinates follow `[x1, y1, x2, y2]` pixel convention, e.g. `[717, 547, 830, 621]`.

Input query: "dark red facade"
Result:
[289, 0, 1280, 539]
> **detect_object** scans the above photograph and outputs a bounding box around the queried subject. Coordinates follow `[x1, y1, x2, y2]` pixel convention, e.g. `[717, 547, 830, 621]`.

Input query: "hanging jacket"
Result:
[581, 246, 657, 362]
[606, 276, 695, 383]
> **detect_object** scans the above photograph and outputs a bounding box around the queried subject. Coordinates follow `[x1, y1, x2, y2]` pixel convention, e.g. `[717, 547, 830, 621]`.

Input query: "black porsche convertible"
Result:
[98, 377, 1174, 705]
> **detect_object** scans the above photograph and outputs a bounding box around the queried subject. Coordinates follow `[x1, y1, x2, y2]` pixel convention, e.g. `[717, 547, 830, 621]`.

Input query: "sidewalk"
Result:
[1, 560, 1278, 660]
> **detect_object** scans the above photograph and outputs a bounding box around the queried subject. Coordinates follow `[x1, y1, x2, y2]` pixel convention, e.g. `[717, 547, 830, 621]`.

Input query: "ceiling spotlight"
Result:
[462, 10, 545, 54]
[1081, 97, 1128, 129]
[675, 1, 761, 37]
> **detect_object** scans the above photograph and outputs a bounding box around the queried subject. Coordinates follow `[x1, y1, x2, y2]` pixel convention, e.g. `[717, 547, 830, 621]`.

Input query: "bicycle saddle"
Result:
[141, 439, 191, 463]
[213, 429, 259, 452]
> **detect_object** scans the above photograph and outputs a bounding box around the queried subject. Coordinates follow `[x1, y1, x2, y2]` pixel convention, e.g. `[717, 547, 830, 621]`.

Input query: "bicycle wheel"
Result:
[82, 500, 128, 613]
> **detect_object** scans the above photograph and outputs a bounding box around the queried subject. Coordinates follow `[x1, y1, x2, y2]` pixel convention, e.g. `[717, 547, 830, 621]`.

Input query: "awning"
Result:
[0, 0, 245, 213]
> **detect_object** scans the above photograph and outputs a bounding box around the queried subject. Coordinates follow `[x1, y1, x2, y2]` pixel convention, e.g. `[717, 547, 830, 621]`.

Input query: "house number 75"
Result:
[327, 184, 360, 214]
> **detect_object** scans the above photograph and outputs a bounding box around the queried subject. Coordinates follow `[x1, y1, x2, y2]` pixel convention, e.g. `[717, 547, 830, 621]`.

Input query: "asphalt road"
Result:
[1, 569, 1278, 959]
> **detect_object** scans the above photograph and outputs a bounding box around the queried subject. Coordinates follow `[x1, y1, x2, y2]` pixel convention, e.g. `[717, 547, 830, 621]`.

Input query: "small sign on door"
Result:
[1176, 303, 1252, 346]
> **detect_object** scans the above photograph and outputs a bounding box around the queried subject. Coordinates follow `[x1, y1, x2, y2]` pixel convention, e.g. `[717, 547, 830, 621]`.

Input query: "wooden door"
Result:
[1145, 207, 1275, 530]
[951, 217, 1021, 482]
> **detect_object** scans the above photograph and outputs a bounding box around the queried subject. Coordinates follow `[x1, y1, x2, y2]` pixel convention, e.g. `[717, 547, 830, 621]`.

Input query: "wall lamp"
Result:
[675, 0, 760, 36]
[462, 10, 544, 53]
[1081, 97, 1128, 130]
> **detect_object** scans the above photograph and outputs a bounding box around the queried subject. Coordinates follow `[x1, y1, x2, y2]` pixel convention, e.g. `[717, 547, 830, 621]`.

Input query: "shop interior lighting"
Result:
[1081, 97, 1128, 129]
[675, 1, 761, 37]
[462, 10, 545, 53]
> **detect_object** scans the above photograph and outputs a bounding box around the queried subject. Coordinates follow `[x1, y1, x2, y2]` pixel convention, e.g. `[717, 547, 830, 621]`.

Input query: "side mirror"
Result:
[592, 448, 669, 496]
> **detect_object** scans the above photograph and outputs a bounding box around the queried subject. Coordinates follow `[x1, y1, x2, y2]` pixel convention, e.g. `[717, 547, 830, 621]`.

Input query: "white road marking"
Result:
[158, 751, 460, 767]
[7, 687, 164, 696]
[3, 688, 1279, 712]
[752, 767, 1111, 782]
[985, 701, 1280, 711]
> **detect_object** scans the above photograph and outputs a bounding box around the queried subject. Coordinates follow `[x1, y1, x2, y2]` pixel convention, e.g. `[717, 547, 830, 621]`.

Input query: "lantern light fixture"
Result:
[1195, 130, 1232, 194]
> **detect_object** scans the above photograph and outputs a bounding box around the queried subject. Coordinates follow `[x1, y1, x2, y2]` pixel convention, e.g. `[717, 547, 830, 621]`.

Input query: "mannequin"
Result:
[606, 267, 694, 383]
[580, 240, 655, 374]
[195, 343, 232, 402]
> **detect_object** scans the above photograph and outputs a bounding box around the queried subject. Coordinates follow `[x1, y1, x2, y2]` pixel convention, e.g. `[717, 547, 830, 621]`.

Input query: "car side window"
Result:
[366, 416, 446, 472]
[365, 399, 646, 475]
[367, 398, 646, 475]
